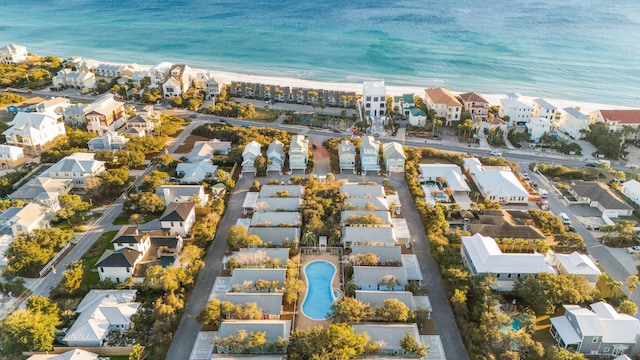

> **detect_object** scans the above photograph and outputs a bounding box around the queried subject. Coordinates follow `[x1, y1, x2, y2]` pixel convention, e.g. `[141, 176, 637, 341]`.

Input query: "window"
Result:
[592, 337, 599, 343]
[603, 347, 610, 353]
[100, 268, 104, 272]
[366, 96, 371, 101]
[126, 268, 130, 273]
[373, 97, 378, 102]
[496, 274, 500, 278]
[507, 274, 512, 279]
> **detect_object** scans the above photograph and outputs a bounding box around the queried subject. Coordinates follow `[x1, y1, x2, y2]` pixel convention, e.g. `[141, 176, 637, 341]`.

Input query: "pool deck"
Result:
[296, 252, 342, 330]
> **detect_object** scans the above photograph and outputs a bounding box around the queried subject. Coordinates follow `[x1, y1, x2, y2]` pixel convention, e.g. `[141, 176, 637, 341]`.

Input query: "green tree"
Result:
[0, 308, 59, 353]
[399, 331, 427, 356]
[140, 170, 169, 192]
[513, 273, 595, 314]
[6, 228, 74, 275]
[552, 347, 586, 360]
[375, 298, 411, 322]
[126, 192, 165, 215]
[56, 193, 91, 224]
[288, 324, 369, 360]
[62, 261, 84, 295]
[330, 297, 372, 323]
[129, 343, 145, 360]
[619, 300, 638, 316]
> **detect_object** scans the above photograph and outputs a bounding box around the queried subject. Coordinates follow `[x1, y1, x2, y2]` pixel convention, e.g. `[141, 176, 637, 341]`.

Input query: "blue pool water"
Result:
[511, 318, 522, 331]
[302, 261, 337, 320]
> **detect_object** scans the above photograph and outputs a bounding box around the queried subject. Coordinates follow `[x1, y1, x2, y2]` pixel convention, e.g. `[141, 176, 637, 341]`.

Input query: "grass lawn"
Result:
[83, 230, 118, 287]
[112, 213, 160, 225]
[596, 273, 627, 302]
[249, 108, 279, 123]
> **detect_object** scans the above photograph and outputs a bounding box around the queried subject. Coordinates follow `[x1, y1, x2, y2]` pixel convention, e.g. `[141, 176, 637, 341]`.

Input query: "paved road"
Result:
[166, 175, 252, 360]
[391, 174, 470, 360]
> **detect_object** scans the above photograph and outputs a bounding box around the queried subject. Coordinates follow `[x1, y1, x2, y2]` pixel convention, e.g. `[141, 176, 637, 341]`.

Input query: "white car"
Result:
[627, 246, 640, 254]
[490, 150, 502, 156]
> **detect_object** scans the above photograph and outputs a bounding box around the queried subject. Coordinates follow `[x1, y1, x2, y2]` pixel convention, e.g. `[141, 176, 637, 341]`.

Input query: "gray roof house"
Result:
[251, 211, 301, 227]
[215, 320, 291, 354]
[187, 139, 232, 161]
[360, 135, 381, 172]
[155, 185, 208, 207]
[342, 226, 397, 247]
[224, 292, 283, 317]
[40, 152, 106, 189]
[344, 197, 389, 211]
[266, 140, 286, 174]
[230, 268, 287, 289]
[353, 265, 408, 290]
[353, 323, 424, 356]
[340, 184, 386, 198]
[382, 142, 406, 173]
[259, 185, 305, 198]
[338, 139, 357, 172]
[248, 227, 300, 245]
[569, 180, 633, 217]
[350, 245, 402, 264]
[242, 141, 262, 174]
[288, 135, 309, 171]
[253, 197, 302, 212]
[341, 210, 393, 226]
[10, 177, 72, 212]
[176, 160, 218, 184]
[355, 290, 431, 313]
[26, 348, 99, 360]
[234, 248, 290, 266]
[550, 301, 640, 357]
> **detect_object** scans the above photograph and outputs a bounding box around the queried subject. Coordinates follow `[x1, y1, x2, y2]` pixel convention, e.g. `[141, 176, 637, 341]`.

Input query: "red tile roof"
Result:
[424, 88, 462, 107]
[599, 110, 640, 125]
[459, 92, 489, 104]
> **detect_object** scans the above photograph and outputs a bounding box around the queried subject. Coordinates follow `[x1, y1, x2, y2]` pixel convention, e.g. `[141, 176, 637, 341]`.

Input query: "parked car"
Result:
[566, 225, 577, 233]
[190, 113, 198, 118]
[490, 150, 502, 156]
[586, 162, 597, 167]
[627, 246, 640, 254]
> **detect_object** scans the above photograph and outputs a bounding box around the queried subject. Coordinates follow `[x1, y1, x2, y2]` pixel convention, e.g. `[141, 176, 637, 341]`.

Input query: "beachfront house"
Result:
[382, 142, 405, 173]
[463, 157, 529, 204]
[499, 93, 532, 127]
[3, 112, 66, 155]
[266, 140, 285, 174]
[424, 87, 462, 126]
[63, 290, 140, 347]
[622, 180, 640, 207]
[288, 135, 309, 171]
[0, 144, 25, 168]
[160, 202, 196, 237]
[338, 139, 357, 172]
[589, 110, 640, 134]
[84, 94, 126, 135]
[363, 81, 386, 119]
[40, 152, 106, 189]
[550, 302, 640, 358]
[461, 233, 556, 291]
[242, 141, 262, 174]
[0, 44, 28, 64]
[568, 180, 633, 218]
[52, 68, 96, 91]
[460, 92, 490, 121]
[190, 71, 221, 100]
[162, 64, 192, 98]
[94, 62, 137, 79]
[149, 62, 173, 88]
[156, 185, 209, 207]
[558, 107, 590, 139]
[360, 135, 380, 173]
[531, 98, 557, 122]
[526, 117, 553, 141]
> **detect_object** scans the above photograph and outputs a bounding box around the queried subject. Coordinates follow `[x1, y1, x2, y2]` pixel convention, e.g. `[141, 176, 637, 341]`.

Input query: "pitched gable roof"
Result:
[571, 180, 633, 210]
[95, 249, 140, 268]
[598, 110, 640, 125]
[459, 92, 488, 104]
[424, 87, 462, 107]
[160, 202, 195, 222]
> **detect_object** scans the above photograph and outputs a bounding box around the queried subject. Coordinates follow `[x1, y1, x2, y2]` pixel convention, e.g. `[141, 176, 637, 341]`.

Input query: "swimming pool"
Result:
[301, 260, 339, 320]
[511, 317, 522, 331]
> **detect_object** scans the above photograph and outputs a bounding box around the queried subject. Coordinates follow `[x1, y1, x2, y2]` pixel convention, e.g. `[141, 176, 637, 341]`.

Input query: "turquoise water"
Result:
[1, 1, 639, 106]
[302, 260, 337, 320]
[511, 318, 522, 331]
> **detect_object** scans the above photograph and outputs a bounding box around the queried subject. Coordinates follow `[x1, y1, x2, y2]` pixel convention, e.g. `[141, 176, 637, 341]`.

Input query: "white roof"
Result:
[402, 254, 423, 281]
[0, 234, 13, 267]
[342, 227, 397, 245]
[230, 268, 286, 287]
[267, 140, 285, 160]
[236, 248, 290, 264]
[554, 252, 601, 277]
[223, 292, 283, 315]
[533, 98, 556, 110]
[360, 135, 380, 153]
[176, 160, 218, 184]
[156, 185, 205, 202]
[248, 227, 300, 245]
[217, 320, 291, 344]
[355, 290, 417, 311]
[353, 323, 421, 351]
[462, 233, 556, 275]
[351, 245, 403, 263]
[549, 316, 582, 345]
[0, 144, 23, 158]
[251, 211, 301, 227]
[27, 349, 99, 360]
[242, 141, 262, 157]
[253, 197, 302, 211]
[528, 116, 552, 127]
[591, 301, 640, 343]
[340, 184, 385, 198]
[259, 185, 304, 198]
[11, 203, 49, 231]
[500, 97, 531, 109]
[344, 197, 389, 210]
[242, 192, 259, 209]
[353, 266, 408, 288]
[419, 164, 471, 192]
[187, 139, 231, 160]
[341, 210, 392, 225]
[393, 218, 410, 240]
[383, 142, 406, 159]
[289, 135, 308, 154]
[474, 170, 529, 199]
[623, 180, 640, 195]
[562, 107, 588, 119]
[43, 152, 104, 176]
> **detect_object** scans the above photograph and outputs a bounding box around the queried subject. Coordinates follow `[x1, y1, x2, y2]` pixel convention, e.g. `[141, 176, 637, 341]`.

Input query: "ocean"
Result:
[1, 0, 639, 107]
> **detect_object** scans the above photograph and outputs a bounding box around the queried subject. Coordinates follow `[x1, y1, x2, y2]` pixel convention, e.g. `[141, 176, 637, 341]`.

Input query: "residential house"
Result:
[558, 107, 590, 139]
[461, 233, 557, 291]
[463, 158, 529, 204]
[418, 164, 471, 192]
[224, 248, 290, 270]
[215, 320, 291, 354]
[568, 180, 633, 217]
[94, 62, 137, 79]
[338, 140, 357, 172]
[363, 81, 386, 118]
[126, 114, 156, 134]
[63, 104, 88, 126]
[26, 349, 99, 360]
[3, 112, 66, 155]
[549, 251, 601, 287]
[156, 185, 209, 207]
[344, 197, 389, 211]
[360, 136, 381, 172]
[252, 197, 302, 212]
[248, 227, 301, 245]
[589, 110, 640, 134]
[397, 93, 428, 126]
[251, 211, 301, 227]
[87, 130, 129, 151]
[353, 265, 407, 290]
[341, 210, 392, 226]
[499, 94, 531, 127]
[0, 203, 51, 236]
[340, 183, 385, 198]
[188, 139, 232, 161]
[288, 135, 309, 171]
[351, 244, 402, 263]
[33, 97, 71, 122]
[149, 62, 173, 88]
[468, 210, 547, 241]
[130, 67, 151, 86]
[531, 98, 557, 122]
[424, 87, 463, 126]
[342, 227, 397, 247]
[406, 107, 427, 127]
[355, 290, 431, 315]
[459, 92, 489, 121]
[353, 323, 426, 357]
[0, 144, 25, 168]
[162, 64, 192, 98]
[190, 71, 222, 100]
[266, 140, 285, 174]
[84, 94, 126, 135]
[223, 293, 283, 319]
[10, 178, 72, 211]
[526, 117, 553, 140]
[40, 152, 106, 189]
[0, 44, 28, 64]
[382, 142, 405, 173]
[121, 126, 146, 138]
[242, 141, 262, 174]
[63, 290, 140, 347]
[258, 185, 305, 198]
[52, 69, 96, 91]
[230, 268, 287, 290]
[160, 202, 196, 236]
[622, 180, 640, 206]
[550, 302, 640, 357]
[175, 160, 218, 184]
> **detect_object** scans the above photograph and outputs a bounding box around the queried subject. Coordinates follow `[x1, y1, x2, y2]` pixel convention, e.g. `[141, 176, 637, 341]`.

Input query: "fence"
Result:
[39, 242, 72, 277]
